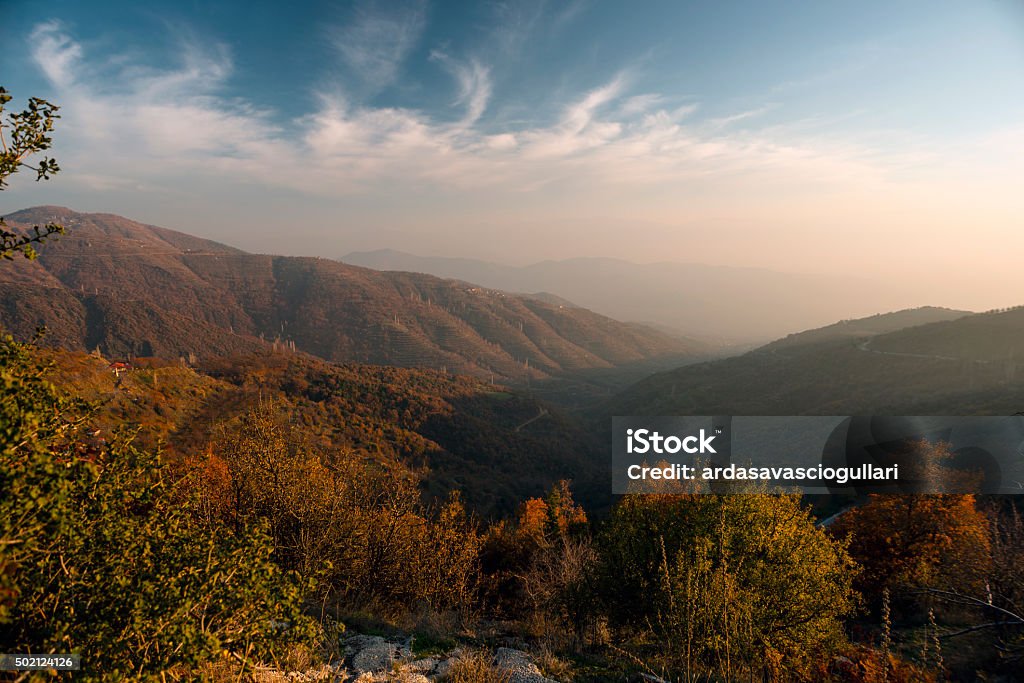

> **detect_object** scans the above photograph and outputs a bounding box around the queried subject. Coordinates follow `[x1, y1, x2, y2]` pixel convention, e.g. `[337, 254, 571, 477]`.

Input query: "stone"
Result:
[345, 635, 388, 655]
[352, 673, 384, 683]
[404, 658, 438, 674]
[432, 658, 453, 680]
[639, 674, 668, 683]
[492, 648, 558, 683]
[351, 642, 399, 674]
[395, 673, 430, 683]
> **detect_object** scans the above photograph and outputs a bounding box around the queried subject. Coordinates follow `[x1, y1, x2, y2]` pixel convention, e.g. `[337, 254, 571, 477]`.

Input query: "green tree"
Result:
[0, 85, 64, 259]
[0, 336, 317, 679]
[598, 491, 858, 679]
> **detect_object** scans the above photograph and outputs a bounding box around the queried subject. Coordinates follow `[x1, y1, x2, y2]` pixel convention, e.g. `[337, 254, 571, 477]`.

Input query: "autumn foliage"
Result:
[833, 493, 991, 601]
[193, 403, 483, 616]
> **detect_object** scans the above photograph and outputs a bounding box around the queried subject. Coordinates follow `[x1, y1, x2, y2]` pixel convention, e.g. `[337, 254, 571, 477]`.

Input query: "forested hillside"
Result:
[607, 307, 1024, 417]
[43, 346, 605, 516]
[0, 207, 702, 383]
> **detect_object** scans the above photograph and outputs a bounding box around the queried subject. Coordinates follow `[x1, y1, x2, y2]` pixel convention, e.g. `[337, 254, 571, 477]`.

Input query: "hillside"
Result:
[868, 306, 1024, 361]
[340, 249, 924, 342]
[43, 347, 606, 515]
[0, 207, 702, 383]
[606, 307, 1024, 417]
[760, 306, 972, 351]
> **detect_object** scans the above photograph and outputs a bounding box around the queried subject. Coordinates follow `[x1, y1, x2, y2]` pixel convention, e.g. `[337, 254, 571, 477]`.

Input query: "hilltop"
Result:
[760, 306, 972, 351]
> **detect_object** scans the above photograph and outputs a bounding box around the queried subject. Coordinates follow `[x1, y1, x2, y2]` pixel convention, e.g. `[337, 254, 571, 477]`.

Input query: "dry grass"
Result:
[534, 645, 573, 680]
[443, 650, 511, 683]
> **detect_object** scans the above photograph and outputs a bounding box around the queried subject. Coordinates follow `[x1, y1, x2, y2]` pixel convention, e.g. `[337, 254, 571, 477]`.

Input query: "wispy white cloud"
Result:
[30, 20, 82, 88]
[550, 0, 589, 29]
[28, 22, 291, 190]
[430, 51, 492, 126]
[486, 0, 589, 57]
[330, 0, 427, 89]
[707, 106, 774, 129]
[618, 94, 665, 116]
[488, 0, 548, 55]
[27, 21, 963, 199]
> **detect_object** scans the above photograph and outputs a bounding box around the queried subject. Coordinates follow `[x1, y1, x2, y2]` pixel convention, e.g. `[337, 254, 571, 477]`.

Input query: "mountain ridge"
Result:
[604, 306, 1024, 417]
[759, 306, 973, 352]
[0, 207, 702, 383]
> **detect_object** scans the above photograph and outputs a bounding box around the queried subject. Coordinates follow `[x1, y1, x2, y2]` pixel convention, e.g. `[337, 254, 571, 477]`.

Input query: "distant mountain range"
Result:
[604, 306, 1024, 417]
[0, 207, 702, 383]
[340, 249, 928, 342]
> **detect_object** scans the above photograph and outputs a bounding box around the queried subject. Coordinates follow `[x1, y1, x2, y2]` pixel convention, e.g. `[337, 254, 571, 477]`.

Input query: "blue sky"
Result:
[2, 1, 1023, 306]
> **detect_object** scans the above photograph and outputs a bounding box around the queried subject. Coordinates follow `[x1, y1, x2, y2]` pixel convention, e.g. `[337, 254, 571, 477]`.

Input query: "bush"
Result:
[0, 336, 315, 679]
[598, 491, 858, 679]
[520, 537, 599, 648]
[200, 403, 483, 616]
[478, 480, 595, 642]
[832, 491, 991, 604]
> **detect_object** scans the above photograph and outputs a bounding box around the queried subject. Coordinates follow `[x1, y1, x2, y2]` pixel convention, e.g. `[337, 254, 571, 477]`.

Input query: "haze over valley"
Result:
[5, 206, 1022, 423]
[341, 249, 941, 342]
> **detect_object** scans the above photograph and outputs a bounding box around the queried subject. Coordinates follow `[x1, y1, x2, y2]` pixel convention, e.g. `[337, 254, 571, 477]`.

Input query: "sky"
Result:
[2, 0, 1023, 309]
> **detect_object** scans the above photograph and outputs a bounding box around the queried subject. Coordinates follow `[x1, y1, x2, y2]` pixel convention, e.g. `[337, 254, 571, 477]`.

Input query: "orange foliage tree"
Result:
[832, 493, 991, 602]
[517, 479, 588, 547]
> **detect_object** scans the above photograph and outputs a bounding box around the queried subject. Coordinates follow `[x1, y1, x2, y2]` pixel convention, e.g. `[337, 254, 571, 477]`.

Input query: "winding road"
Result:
[856, 337, 990, 364]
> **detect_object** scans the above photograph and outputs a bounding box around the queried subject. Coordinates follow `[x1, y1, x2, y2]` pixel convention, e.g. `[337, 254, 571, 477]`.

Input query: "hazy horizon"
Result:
[3, 0, 1023, 312]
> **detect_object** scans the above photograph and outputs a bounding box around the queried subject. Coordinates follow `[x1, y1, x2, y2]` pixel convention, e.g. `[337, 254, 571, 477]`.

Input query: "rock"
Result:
[396, 673, 430, 683]
[431, 648, 469, 680]
[404, 658, 438, 674]
[351, 642, 400, 674]
[432, 658, 453, 680]
[348, 670, 428, 683]
[342, 633, 418, 676]
[639, 674, 668, 683]
[492, 648, 558, 683]
[345, 635, 388, 655]
[352, 673, 385, 683]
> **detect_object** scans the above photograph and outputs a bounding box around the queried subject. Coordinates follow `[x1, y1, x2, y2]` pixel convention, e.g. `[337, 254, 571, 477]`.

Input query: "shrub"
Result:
[520, 536, 599, 648]
[0, 336, 316, 679]
[598, 491, 858, 679]
[832, 491, 991, 603]
[443, 650, 511, 683]
[201, 403, 483, 616]
[478, 480, 593, 637]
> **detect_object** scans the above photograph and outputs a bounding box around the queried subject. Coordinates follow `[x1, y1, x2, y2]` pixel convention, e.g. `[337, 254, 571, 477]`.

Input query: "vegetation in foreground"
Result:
[4, 333, 1024, 681]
